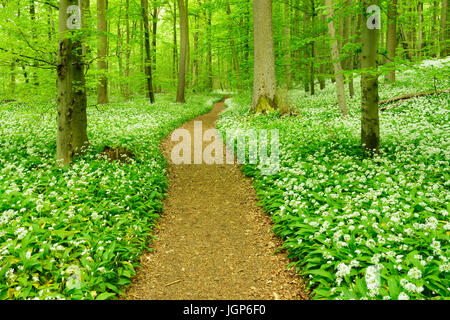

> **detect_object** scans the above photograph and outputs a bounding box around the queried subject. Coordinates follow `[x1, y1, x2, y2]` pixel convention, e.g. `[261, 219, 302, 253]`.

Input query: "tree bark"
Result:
[441, 0, 449, 57]
[57, 0, 89, 165]
[252, 0, 278, 113]
[206, 4, 213, 90]
[192, 14, 199, 89]
[172, 0, 178, 86]
[152, 6, 159, 78]
[141, 0, 155, 103]
[386, 0, 397, 82]
[303, 9, 310, 92]
[310, 0, 316, 96]
[30, 0, 39, 86]
[417, 1, 423, 59]
[325, 0, 348, 116]
[318, 13, 326, 90]
[97, 0, 108, 104]
[226, 3, 241, 91]
[10, 61, 16, 96]
[344, 0, 354, 98]
[176, 0, 188, 103]
[125, 0, 131, 98]
[284, 0, 291, 89]
[361, 0, 380, 153]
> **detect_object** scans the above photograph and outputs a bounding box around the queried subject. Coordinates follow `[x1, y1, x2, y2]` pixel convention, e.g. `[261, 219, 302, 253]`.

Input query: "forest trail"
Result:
[125, 98, 308, 300]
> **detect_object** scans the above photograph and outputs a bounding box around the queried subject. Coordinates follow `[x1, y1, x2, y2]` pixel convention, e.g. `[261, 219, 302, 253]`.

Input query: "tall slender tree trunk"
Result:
[284, 0, 291, 89]
[318, 13, 326, 90]
[81, 0, 91, 59]
[252, 0, 279, 113]
[97, 0, 108, 104]
[226, 3, 241, 91]
[125, 0, 131, 98]
[57, 0, 89, 165]
[441, 0, 449, 57]
[386, 0, 398, 82]
[176, 0, 188, 103]
[152, 6, 159, 79]
[293, 5, 301, 85]
[206, 6, 213, 90]
[117, 7, 124, 96]
[418, 1, 423, 59]
[141, 0, 155, 103]
[310, 0, 316, 96]
[10, 61, 16, 95]
[303, 10, 310, 92]
[325, 0, 348, 116]
[184, 0, 190, 90]
[348, 0, 355, 98]
[30, 1, 39, 86]
[173, 0, 178, 86]
[343, 0, 354, 97]
[361, 0, 380, 153]
[432, 1, 439, 57]
[192, 14, 199, 89]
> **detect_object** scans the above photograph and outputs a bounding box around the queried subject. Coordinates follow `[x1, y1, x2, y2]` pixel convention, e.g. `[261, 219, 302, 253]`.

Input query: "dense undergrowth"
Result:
[217, 58, 449, 300]
[0, 94, 218, 300]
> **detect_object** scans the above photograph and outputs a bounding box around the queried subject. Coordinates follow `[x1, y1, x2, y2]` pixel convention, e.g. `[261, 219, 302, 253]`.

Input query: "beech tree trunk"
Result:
[361, 0, 380, 153]
[30, 0, 39, 86]
[172, 0, 178, 85]
[284, 0, 291, 89]
[252, 0, 278, 113]
[418, 1, 423, 59]
[206, 5, 213, 89]
[303, 10, 310, 92]
[152, 6, 159, 78]
[97, 0, 108, 104]
[310, 0, 315, 96]
[325, 0, 348, 116]
[192, 14, 199, 89]
[125, 0, 131, 98]
[227, 3, 241, 90]
[441, 0, 449, 57]
[386, 0, 398, 82]
[318, 13, 326, 90]
[141, 0, 155, 103]
[176, 0, 188, 103]
[57, 0, 89, 165]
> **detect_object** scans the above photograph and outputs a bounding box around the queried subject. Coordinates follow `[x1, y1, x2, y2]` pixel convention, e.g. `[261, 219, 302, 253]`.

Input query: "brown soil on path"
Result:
[125, 98, 309, 300]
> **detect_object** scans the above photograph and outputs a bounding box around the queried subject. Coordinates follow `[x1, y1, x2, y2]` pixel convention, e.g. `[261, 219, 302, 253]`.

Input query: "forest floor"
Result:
[124, 98, 308, 300]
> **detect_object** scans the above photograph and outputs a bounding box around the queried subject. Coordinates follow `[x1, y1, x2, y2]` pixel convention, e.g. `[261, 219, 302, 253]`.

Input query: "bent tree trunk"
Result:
[252, 0, 279, 113]
[57, 0, 89, 165]
[361, 0, 380, 153]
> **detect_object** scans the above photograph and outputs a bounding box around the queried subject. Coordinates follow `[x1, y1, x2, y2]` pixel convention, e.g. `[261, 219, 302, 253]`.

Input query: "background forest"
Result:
[0, 0, 448, 101]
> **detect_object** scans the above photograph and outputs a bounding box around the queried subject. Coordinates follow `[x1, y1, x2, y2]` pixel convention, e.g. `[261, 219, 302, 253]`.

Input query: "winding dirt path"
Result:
[125, 98, 308, 300]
